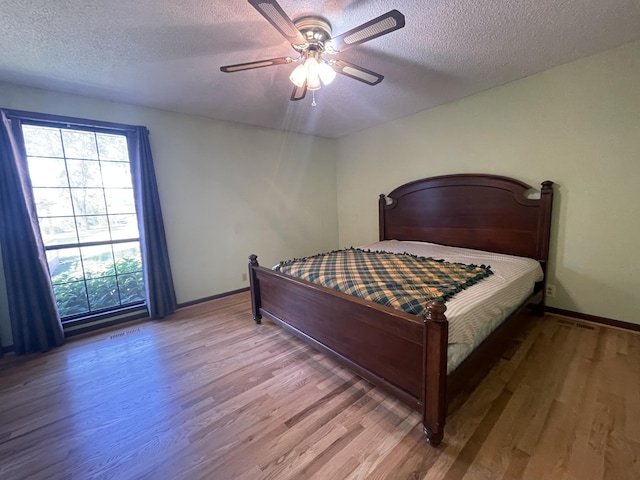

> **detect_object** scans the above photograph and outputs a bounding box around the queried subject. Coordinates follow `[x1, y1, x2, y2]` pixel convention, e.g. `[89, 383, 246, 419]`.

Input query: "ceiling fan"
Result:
[220, 0, 405, 104]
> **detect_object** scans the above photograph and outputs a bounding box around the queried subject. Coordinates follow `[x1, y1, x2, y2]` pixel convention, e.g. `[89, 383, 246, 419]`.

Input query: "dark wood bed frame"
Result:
[248, 174, 554, 446]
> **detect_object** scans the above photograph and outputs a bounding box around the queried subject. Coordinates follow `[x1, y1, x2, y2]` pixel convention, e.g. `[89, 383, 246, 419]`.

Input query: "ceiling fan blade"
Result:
[332, 60, 384, 85]
[248, 0, 307, 46]
[220, 56, 293, 73]
[290, 82, 307, 101]
[326, 10, 405, 53]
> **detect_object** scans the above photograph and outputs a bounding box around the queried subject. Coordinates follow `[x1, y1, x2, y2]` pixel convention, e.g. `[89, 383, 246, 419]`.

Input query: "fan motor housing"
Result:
[293, 16, 332, 52]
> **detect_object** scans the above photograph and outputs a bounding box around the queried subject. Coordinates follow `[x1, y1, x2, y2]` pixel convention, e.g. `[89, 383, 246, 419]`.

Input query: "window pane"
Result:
[61, 130, 98, 160]
[76, 215, 110, 243]
[101, 162, 132, 187]
[33, 187, 74, 216]
[114, 242, 142, 274]
[81, 244, 115, 279]
[53, 281, 89, 317]
[22, 125, 63, 157]
[118, 272, 145, 304]
[47, 248, 84, 284]
[109, 214, 139, 240]
[71, 188, 106, 215]
[67, 160, 103, 188]
[105, 188, 135, 214]
[97, 134, 128, 161]
[22, 123, 144, 320]
[39, 217, 78, 246]
[86, 276, 120, 310]
[27, 157, 68, 187]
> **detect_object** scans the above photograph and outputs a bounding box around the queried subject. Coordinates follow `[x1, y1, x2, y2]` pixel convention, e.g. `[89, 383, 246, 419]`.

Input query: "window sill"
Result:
[63, 304, 148, 338]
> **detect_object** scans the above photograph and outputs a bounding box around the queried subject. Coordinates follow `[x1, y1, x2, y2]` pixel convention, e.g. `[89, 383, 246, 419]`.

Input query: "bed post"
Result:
[535, 180, 554, 315]
[248, 254, 262, 324]
[536, 180, 554, 269]
[378, 194, 386, 241]
[422, 300, 448, 446]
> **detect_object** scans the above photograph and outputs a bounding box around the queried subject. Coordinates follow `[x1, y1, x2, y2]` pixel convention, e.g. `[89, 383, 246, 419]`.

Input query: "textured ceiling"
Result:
[1, 0, 639, 138]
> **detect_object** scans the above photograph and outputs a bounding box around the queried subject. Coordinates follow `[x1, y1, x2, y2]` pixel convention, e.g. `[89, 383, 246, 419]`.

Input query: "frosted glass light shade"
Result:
[289, 64, 307, 88]
[318, 62, 336, 85]
[306, 75, 321, 90]
[289, 55, 335, 91]
[305, 57, 321, 90]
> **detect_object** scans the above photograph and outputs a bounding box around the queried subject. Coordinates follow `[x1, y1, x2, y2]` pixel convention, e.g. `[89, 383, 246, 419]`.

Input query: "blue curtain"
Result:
[128, 127, 177, 319]
[0, 111, 65, 355]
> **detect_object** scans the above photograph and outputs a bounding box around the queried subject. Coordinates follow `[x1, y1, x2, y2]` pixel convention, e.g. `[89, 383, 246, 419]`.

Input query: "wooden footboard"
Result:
[249, 255, 449, 445]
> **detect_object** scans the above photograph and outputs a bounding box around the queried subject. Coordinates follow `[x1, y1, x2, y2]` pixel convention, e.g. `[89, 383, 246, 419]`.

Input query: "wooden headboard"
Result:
[379, 174, 554, 262]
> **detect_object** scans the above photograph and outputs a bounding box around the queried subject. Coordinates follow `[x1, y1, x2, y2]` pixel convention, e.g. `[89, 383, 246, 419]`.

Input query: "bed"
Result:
[248, 174, 554, 446]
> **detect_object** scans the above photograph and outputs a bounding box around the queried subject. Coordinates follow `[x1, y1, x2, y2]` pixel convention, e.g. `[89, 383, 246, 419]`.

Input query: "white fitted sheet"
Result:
[362, 240, 543, 373]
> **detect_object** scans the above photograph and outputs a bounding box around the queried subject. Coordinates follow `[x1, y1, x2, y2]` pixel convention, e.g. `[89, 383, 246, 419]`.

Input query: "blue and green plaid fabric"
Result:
[276, 248, 493, 317]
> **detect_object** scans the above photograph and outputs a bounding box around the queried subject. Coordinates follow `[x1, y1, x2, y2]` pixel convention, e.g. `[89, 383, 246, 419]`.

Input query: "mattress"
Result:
[363, 240, 543, 373]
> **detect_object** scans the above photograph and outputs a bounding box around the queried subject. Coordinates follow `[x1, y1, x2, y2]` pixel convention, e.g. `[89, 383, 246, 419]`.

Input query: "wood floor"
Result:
[0, 292, 638, 479]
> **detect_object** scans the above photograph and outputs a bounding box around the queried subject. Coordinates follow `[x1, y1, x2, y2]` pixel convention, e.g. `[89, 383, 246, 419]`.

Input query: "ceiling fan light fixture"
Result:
[306, 76, 321, 91]
[289, 53, 334, 91]
[304, 57, 321, 90]
[318, 61, 336, 85]
[289, 63, 307, 87]
[304, 56, 319, 70]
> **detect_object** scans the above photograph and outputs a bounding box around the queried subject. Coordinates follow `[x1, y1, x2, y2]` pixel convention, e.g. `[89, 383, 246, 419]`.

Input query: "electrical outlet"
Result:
[241, 273, 248, 282]
[545, 284, 556, 298]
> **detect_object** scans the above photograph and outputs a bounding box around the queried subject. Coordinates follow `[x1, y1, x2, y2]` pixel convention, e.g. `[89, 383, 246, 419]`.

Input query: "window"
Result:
[21, 123, 145, 321]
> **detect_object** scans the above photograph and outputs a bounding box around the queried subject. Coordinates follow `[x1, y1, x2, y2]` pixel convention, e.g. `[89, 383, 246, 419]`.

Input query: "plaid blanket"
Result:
[276, 248, 493, 317]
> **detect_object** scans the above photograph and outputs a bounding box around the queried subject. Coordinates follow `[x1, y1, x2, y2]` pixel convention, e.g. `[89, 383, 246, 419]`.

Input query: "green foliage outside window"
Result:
[52, 256, 145, 318]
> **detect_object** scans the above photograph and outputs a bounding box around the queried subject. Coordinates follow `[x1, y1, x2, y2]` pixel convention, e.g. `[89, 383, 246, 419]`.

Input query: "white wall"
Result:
[0, 83, 339, 347]
[336, 40, 640, 325]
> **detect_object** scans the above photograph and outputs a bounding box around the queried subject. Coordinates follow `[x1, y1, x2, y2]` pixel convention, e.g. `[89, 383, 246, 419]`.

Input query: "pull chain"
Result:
[311, 90, 317, 107]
